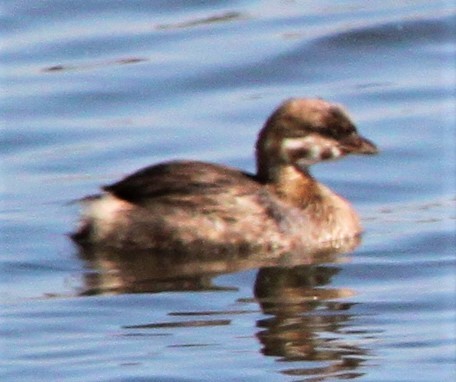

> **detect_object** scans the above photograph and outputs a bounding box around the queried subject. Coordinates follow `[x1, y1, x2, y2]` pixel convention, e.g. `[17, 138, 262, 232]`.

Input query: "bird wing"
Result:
[102, 160, 258, 205]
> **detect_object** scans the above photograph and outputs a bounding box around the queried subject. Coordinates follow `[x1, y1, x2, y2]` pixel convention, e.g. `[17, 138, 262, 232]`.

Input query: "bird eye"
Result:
[340, 122, 357, 136]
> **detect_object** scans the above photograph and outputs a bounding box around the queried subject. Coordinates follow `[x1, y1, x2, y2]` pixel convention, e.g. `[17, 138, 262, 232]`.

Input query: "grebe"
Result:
[71, 98, 377, 254]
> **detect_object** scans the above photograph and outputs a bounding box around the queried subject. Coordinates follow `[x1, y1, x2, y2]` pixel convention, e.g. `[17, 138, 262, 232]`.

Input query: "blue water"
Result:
[1, 1, 455, 381]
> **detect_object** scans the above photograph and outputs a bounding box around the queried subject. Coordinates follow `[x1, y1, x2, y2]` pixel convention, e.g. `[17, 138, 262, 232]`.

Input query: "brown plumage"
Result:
[71, 98, 377, 254]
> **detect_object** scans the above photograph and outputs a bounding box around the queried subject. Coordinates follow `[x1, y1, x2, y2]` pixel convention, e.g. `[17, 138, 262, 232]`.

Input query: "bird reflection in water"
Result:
[255, 263, 372, 380]
[76, 235, 359, 295]
[75, 235, 375, 380]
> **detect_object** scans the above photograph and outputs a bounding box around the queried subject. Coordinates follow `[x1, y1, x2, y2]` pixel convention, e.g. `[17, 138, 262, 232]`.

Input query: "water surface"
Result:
[1, 1, 455, 381]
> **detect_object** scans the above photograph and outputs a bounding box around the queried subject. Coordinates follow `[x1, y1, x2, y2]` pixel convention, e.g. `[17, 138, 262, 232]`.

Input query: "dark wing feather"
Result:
[103, 160, 258, 204]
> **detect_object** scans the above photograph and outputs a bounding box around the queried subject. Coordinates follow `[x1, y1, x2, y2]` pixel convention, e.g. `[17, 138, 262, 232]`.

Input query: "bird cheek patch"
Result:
[281, 136, 343, 167]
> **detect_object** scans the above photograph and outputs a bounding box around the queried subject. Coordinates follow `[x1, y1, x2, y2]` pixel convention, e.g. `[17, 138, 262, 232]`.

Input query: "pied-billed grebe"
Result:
[72, 98, 377, 253]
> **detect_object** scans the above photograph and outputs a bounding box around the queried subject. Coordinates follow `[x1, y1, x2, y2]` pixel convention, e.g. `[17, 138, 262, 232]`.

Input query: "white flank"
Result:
[82, 193, 132, 238]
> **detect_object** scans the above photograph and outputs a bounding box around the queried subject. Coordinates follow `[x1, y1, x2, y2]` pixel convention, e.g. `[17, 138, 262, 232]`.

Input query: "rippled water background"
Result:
[1, 1, 455, 381]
